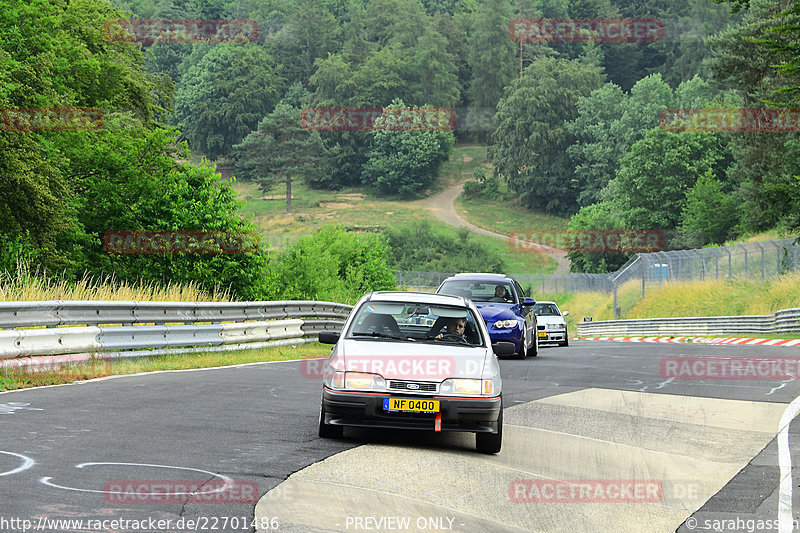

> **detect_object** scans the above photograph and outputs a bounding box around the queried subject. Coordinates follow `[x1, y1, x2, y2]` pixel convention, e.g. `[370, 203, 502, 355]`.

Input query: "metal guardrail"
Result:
[576, 308, 800, 337]
[0, 300, 353, 361]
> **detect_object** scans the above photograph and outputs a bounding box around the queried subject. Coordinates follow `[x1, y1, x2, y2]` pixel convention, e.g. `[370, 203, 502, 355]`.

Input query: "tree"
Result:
[566, 83, 627, 207]
[411, 22, 461, 108]
[491, 57, 603, 216]
[175, 45, 284, 160]
[610, 128, 733, 231]
[677, 169, 738, 247]
[707, 0, 800, 232]
[233, 103, 330, 213]
[465, 0, 516, 141]
[361, 100, 455, 196]
[565, 201, 632, 273]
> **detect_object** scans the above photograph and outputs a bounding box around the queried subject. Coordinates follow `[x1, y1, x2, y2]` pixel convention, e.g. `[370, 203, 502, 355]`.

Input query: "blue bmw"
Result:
[436, 273, 538, 358]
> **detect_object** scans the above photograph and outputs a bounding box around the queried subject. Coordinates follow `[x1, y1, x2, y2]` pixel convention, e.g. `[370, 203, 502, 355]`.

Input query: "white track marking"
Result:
[0, 451, 36, 477]
[40, 462, 232, 495]
[779, 396, 800, 533]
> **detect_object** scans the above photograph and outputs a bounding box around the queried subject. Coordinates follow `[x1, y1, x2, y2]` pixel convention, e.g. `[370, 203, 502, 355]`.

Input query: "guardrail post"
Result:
[641, 255, 646, 298]
[613, 281, 620, 319]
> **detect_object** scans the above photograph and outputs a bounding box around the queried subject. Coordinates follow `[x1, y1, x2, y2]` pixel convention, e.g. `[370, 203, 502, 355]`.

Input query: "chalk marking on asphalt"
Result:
[40, 462, 232, 495]
[778, 395, 800, 533]
[768, 380, 792, 396]
[0, 450, 36, 477]
[0, 402, 43, 414]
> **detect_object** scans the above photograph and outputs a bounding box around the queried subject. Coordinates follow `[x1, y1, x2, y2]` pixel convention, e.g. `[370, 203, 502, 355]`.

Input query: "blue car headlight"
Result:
[494, 319, 518, 329]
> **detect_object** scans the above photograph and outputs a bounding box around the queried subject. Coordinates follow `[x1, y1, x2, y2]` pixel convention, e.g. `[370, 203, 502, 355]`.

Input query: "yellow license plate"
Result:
[538, 331, 547, 338]
[383, 398, 439, 413]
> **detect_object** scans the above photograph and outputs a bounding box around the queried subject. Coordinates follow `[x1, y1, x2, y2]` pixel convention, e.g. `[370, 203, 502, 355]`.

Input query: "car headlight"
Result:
[345, 372, 386, 390]
[440, 378, 494, 395]
[494, 320, 518, 329]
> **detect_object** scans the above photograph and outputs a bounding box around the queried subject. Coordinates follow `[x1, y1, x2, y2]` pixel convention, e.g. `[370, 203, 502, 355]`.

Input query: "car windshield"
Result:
[345, 301, 485, 346]
[533, 303, 561, 316]
[438, 280, 516, 304]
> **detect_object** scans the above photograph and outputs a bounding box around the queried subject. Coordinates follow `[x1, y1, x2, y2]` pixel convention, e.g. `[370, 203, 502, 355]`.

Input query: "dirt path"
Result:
[420, 181, 572, 274]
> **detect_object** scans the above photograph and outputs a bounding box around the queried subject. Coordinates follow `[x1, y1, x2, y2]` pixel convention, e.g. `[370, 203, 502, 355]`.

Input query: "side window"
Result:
[514, 281, 525, 301]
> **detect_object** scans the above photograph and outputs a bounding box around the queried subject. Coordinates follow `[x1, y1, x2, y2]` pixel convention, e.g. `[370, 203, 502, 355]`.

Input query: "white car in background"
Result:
[532, 301, 569, 347]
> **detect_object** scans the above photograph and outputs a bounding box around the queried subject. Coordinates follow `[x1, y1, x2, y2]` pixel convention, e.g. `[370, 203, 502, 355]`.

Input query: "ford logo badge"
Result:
[407, 383, 420, 389]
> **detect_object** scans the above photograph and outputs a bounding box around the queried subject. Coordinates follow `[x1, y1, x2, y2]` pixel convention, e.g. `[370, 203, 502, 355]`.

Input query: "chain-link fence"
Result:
[395, 238, 800, 307]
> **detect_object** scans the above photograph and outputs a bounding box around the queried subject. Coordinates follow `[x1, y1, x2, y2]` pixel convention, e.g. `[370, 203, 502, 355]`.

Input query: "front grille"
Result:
[537, 325, 545, 330]
[388, 380, 438, 392]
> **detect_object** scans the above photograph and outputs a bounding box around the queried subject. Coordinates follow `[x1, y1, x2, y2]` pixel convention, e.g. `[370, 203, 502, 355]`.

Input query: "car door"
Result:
[514, 281, 536, 346]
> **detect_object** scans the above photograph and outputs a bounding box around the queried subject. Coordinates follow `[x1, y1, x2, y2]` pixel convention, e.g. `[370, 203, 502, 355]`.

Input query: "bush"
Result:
[361, 100, 454, 196]
[463, 167, 503, 201]
[385, 220, 505, 273]
[261, 225, 396, 303]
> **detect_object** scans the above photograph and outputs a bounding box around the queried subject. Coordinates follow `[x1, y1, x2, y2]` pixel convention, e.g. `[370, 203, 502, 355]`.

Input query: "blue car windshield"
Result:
[438, 280, 516, 304]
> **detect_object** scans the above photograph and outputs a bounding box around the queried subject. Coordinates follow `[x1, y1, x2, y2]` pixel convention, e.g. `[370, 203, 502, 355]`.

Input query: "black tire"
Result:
[529, 334, 538, 357]
[318, 403, 343, 438]
[515, 338, 527, 359]
[560, 329, 569, 347]
[476, 400, 503, 454]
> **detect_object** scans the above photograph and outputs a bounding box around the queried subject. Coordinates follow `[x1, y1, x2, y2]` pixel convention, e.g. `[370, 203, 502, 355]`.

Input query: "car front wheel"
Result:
[318, 403, 343, 438]
[476, 400, 503, 454]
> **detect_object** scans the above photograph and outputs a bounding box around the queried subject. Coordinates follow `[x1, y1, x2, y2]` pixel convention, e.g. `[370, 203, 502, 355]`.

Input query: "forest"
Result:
[1, 0, 799, 300]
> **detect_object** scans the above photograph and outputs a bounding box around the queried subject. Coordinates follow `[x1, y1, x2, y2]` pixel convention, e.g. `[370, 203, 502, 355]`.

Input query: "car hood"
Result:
[334, 339, 490, 380]
[474, 303, 520, 322]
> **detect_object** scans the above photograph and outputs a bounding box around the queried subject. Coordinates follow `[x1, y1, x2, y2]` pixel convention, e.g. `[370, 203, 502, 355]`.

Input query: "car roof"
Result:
[366, 291, 470, 307]
[445, 273, 513, 282]
[535, 301, 557, 305]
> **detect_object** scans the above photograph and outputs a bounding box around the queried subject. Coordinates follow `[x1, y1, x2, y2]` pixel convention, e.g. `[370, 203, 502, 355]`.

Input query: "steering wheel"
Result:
[438, 333, 470, 345]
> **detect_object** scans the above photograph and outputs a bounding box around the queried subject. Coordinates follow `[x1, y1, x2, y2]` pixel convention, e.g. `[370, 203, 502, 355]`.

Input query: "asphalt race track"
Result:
[2, 340, 800, 533]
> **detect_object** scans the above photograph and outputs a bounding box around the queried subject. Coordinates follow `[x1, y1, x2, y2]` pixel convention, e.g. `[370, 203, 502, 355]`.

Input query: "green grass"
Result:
[435, 145, 489, 190]
[456, 196, 569, 235]
[233, 144, 557, 273]
[0, 343, 329, 392]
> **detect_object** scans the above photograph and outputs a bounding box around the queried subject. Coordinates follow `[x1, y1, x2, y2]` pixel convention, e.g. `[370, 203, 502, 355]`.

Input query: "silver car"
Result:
[317, 291, 513, 454]
[533, 301, 570, 347]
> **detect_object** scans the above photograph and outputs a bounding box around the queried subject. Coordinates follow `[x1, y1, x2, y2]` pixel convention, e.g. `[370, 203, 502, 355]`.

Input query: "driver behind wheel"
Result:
[436, 317, 467, 340]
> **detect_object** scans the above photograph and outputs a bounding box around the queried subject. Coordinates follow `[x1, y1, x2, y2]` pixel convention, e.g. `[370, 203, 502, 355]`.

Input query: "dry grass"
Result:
[0, 263, 231, 302]
[0, 343, 329, 391]
[538, 271, 800, 335]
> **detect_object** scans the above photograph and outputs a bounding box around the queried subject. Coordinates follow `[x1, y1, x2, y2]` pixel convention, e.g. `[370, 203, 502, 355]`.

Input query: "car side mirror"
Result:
[492, 341, 516, 356]
[318, 331, 340, 344]
[522, 298, 536, 306]
[562, 311, 569, 317]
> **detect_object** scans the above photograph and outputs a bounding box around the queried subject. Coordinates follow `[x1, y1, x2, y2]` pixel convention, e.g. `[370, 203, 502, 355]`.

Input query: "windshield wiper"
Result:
[351, 332, 405, 341]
